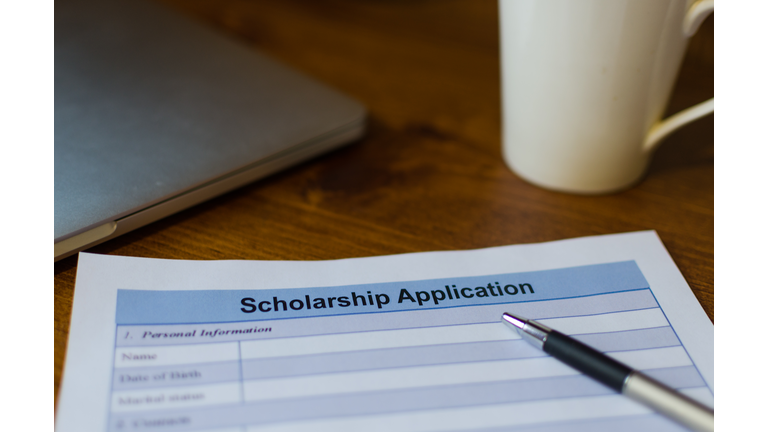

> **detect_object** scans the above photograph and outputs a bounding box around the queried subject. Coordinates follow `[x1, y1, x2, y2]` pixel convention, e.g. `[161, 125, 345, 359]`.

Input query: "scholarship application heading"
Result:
[115, 261, 649, 325]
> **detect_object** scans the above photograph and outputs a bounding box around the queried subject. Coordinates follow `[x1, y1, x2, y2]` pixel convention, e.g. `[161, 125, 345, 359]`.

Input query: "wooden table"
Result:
[54, 0, 713, 405]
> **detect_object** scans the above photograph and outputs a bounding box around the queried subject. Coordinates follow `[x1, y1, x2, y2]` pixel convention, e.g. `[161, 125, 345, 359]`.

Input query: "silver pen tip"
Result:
[502, 312, 527, 330]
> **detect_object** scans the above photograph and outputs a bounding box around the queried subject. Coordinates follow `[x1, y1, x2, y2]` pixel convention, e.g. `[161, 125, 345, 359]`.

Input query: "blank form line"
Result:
[244, 393, 653, 432]
[242, 347, 691, 402]
[570, 324, 671, 337]
[524, 305, 661, 323]
[240, 309, 668, 360]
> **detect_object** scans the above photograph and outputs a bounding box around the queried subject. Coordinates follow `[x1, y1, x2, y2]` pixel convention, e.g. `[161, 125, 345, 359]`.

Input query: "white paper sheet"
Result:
[56, 231, 713, 432]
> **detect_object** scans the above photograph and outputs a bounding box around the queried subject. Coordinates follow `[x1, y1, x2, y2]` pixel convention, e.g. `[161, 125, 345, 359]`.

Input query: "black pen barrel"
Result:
[542, 330, 632, 392]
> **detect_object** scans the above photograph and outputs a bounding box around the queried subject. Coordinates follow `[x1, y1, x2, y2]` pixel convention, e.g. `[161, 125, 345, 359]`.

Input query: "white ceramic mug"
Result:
[500, 0, 714, 194]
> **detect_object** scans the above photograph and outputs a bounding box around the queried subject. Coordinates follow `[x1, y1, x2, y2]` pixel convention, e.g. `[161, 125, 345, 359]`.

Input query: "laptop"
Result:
[55, 0, 366, 261]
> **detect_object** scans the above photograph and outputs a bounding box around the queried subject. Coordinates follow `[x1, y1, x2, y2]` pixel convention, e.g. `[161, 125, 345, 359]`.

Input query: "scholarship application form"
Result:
[56, 231, 714, 432]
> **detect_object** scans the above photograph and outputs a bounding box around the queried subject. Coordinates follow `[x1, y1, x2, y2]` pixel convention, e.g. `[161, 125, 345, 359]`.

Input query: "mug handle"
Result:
[643, 0, 714, 152]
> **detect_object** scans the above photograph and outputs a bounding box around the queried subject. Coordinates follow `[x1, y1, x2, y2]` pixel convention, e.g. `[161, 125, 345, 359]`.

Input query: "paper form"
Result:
[56, 231, 713, 432]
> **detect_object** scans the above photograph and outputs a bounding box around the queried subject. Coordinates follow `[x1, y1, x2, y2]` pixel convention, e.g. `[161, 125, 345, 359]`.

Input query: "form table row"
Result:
[111, 345, 695, 413]
[115, 308, 668, 369]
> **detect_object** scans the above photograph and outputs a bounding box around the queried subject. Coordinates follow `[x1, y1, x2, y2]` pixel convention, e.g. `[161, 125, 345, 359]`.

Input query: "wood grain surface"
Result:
[54, 0, 713, 406]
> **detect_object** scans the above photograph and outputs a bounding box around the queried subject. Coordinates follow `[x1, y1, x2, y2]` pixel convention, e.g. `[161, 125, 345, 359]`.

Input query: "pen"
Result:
[501, 312, 714, 432]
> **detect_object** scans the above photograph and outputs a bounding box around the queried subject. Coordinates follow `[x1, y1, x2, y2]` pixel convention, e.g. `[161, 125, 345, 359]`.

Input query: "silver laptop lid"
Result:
[55, 0, 366, 259]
